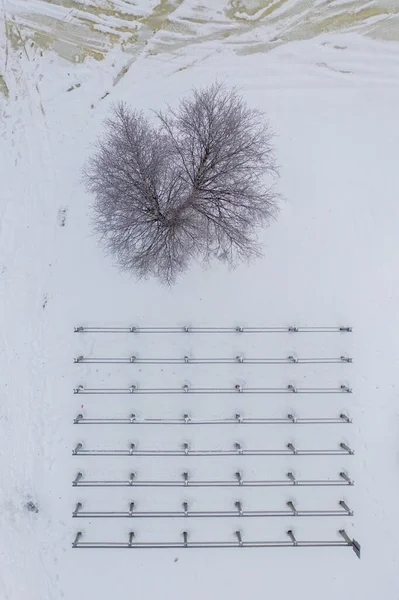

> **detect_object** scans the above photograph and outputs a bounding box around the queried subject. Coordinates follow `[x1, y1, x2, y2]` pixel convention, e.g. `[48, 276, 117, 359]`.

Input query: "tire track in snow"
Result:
[0, 39, 65, 600]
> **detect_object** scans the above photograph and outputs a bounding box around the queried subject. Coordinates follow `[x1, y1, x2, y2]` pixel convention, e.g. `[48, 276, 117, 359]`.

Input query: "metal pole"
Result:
[287, 501, 297, 515]
[71, 445, 355, 457]
[73, 472, 83, 486]
[72, 532, 82, 547]
[73, 473, 354, 487]
[339, 530, 361, 558]
[339, 500, 353, 516]
[339, 529, 351, 543]
[340, 385, 352, 393]
[235, 442, 243, 454]
[72, 443, 82, 455]
[72, 539, 358, 550]
[73, 355, 353, 365]
[287, 530, 297, 546]
[340, 472, 353, 485]
[340, 414, 352, 423]
[74, 325, 353, 334]
[73, 502, 82, 516]
[72, 385, 353, 394]
[235, 531, 243, 546]
[235, 501, 243, 516]
[69, 507, 360, 518]
[340, 443, 355, 455]
[72, 415, 353, 426]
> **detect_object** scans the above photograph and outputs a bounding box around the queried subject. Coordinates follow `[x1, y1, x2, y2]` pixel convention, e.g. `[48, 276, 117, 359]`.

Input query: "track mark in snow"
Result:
[57, 206, 68, 227]
[66, 82, 81, 92]
[0, 36, 65, 600]
[316, 61, 352, 75]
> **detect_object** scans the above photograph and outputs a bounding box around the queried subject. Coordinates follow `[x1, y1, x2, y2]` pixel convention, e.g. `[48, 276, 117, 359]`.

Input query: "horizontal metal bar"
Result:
[74, 415, 352, 425]
[73, 509, 352, 519]
[72, 528, 360, 557]
[73, 541, 353, 548]
[73, 472, 354, 487]
[73, 478, 353, 488]
[72, 447, 354, 457]
[74, 356, 353, 365]
[74, 326, 352, 334]
[72, 539, 354, 550]
[73, 385, 352, 395]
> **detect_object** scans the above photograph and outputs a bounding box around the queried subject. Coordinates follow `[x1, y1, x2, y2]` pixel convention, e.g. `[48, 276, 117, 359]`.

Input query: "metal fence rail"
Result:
[74, 326, 352, 334]
[72, 500, 353, 519]
[73, 413, 352, 425]
[72, 442, 355, 457]
[73, 384, 353, 395]
[72, 471, 354, 488]
[74, 355, 353, 365]
[72, 530, 361, 558]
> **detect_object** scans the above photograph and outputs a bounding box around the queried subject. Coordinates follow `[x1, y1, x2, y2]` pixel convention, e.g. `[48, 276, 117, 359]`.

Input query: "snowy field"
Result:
[1, 1, 399, 599]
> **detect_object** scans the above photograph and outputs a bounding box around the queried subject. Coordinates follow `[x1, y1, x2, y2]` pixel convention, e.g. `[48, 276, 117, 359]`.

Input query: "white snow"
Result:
[1, 1, 399, 599]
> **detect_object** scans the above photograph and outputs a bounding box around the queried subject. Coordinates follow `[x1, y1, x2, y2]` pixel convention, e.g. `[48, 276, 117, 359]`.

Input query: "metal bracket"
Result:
[73, 502, 82, 517]
[72, 443, 82, 455]
[235, 501, 243, 516]
[340, 442, 355, 455]
[287, 530, 297, 545]
[287, 501, 298, 515]
[339, 530, 361, 558]
[235, 472, 243, 486]
[235, 531, 243, 546]
[72, 532, 82, 547]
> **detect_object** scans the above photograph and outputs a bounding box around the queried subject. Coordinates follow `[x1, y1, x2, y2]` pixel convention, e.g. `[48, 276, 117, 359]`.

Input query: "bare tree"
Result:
[84, 83, 278, 284]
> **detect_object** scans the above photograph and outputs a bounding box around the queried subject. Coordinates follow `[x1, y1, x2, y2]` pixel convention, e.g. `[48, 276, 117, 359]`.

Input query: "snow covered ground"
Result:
[1, 1, 399, 599]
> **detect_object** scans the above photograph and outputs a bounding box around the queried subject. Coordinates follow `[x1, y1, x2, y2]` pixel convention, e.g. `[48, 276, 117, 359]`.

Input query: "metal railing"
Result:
[72, 471, 354, 488]
[72, 500, 353, 519]
[74, 326, 352, 334]
[73, 384, 353, 395]
[72, 529, 361, 558]
[73, 413, 352, 425]
[72, 442, 355, 457]
[74, 355, 353, 365]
